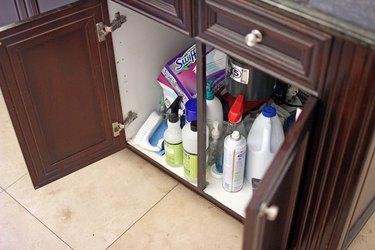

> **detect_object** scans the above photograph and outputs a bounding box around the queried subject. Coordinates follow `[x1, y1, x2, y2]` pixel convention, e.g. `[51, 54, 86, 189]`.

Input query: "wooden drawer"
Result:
[113, 0, 193, 35]
[198, 0, 332, 96]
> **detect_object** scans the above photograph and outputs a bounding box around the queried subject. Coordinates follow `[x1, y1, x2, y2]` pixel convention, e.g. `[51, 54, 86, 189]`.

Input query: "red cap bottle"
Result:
[228, 94, 244, 123]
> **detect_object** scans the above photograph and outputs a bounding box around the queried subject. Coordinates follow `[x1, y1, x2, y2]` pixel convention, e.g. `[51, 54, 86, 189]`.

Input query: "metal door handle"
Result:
[245, 29, 263, 47]
[258, 202, 279, 221]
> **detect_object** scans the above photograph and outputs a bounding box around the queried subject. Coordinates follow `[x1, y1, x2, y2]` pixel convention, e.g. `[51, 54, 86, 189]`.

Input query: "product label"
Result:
[165, 141, 183, 166]
[183, 150, 198, 182]
[174, 45, 197, 72]
[229, 62, 251, 84]
[223, 146, 246, 192]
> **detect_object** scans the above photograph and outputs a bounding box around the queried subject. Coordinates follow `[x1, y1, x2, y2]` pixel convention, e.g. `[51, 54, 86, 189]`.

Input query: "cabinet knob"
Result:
[258, 202, 279, 221]
[245, 29, 263, 47]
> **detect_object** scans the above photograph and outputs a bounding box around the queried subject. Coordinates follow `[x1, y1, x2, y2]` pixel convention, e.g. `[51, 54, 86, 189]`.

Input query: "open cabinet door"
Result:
[0, 0, 126, 188]
[243, 97, 318, 250]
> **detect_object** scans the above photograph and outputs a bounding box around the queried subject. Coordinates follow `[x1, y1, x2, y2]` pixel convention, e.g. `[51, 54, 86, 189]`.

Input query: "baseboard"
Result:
[344, 198, 375, 249]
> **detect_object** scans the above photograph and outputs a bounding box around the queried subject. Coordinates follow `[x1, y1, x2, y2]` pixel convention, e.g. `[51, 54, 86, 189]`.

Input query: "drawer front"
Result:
[114, 0, 193, 35]
[198, 0, 332, 96]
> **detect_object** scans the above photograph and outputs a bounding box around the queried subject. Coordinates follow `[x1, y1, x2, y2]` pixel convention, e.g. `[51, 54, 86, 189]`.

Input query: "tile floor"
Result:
[0, 91, 373, 250]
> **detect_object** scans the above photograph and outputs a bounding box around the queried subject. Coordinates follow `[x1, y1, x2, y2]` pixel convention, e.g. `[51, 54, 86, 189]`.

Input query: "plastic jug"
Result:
[245, 105, 284, 190]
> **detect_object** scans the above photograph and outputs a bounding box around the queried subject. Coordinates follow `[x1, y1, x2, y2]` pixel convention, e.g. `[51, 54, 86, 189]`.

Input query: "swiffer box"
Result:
[161, 44, 226, 104]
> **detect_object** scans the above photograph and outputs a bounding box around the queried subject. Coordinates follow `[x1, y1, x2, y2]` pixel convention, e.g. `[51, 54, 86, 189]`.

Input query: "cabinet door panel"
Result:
[0, 0, 126, 188]
[243, 97, 318, 250]
[114, 0, 193, 35]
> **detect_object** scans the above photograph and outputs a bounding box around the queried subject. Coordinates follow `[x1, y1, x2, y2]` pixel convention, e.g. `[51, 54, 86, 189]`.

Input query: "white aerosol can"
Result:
[222, 130, 247, 192]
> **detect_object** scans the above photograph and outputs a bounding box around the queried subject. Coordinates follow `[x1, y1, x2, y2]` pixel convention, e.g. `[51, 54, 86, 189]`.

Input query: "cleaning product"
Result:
[213, 94, 247, 178]
[206, 78, 223, 133]
[164, 113, 183, 167]
[182, 119, 209, 183]
[208, 121, 220, 168]
[222, 130, 247, 192]
[182, 98, 197, 139]
[245, 105, 285, 190]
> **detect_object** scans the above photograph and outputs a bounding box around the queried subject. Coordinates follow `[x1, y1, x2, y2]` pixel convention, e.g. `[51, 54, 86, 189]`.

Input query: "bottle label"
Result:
[183, 149, 209, 182]
[223, 145, 246, 192]
[165, 141, 183, 166]
[183, 150, 198, 181]
[229, 62, 251, 84]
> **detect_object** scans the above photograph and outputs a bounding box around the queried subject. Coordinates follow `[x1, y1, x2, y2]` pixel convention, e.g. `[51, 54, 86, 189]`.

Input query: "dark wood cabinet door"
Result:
[243, 97, 318, 250]
[113, 0, 193, 35]
[0, 0, 126, 188]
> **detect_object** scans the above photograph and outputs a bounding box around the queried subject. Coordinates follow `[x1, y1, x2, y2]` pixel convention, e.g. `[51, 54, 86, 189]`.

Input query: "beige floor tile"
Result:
[108, 184, 243, 250]
[6, 149, 178, 250]
[0, 191, 70, 250]
[0, 95, 28, 189]
[348, 212, 375, 250]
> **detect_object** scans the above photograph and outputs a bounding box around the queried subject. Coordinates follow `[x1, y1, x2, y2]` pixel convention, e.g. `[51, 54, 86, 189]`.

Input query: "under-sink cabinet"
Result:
[0, 0, 374, 249]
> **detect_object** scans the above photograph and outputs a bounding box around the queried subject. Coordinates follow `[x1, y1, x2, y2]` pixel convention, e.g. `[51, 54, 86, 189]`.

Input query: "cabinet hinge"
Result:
[96, 12, 126, 42]
[112, 111, 138, 137]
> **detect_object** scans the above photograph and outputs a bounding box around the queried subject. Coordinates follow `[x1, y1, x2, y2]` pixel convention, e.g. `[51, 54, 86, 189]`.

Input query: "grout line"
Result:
[4, 173, 28, 190]
[105, 183, 180, 250]
[4, 190, 74, 250]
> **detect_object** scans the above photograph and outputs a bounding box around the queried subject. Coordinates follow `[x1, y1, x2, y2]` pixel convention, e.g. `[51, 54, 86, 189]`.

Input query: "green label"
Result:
[183, 150, 198, 181]
[165, 141, 183, 166]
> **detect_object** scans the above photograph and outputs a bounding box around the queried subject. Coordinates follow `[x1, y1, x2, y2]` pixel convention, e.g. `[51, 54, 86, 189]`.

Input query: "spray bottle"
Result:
[212, 94, 246, 178]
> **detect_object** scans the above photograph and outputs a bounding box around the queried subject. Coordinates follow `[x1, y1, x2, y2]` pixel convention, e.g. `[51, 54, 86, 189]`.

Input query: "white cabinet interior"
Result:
[108, 0, 308, 218]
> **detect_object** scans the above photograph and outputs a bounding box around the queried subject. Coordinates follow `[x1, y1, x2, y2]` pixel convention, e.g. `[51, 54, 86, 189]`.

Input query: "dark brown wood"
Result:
[0, 0, 126, 188]
[243, 97, 318, 250]
[196, 41, 207, 190]
[0, 0, 33, 26]
[197, 0, 332, 97]
[113, 0, 193, 35]
[291, 39, 375, 249]
[37, 0, 78, 13]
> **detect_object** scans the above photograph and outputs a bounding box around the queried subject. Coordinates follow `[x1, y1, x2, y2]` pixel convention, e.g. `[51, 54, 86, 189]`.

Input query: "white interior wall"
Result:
[108, 0, 194, 139]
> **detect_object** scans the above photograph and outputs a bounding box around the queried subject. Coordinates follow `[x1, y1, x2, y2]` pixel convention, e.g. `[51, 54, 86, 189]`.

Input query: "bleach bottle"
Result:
[245, 105, 284, 190]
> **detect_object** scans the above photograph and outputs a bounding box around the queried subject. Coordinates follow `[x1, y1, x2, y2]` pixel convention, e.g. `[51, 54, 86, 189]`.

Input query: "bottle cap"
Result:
[185, 99, 197, 122]
[262, 105, 276, 118]
[206, 78, 215, 100]
[168, 113, 179, 123]
[190, 120, 198, 132]
[228, 94, 244, 123]
[231, 130, 240, 140]
[211, 121, 220, 140]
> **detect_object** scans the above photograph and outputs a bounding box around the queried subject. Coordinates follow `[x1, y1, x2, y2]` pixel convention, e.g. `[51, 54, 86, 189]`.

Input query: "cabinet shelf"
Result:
[128, 140, 197, 187]
[205, 175, 253, 218]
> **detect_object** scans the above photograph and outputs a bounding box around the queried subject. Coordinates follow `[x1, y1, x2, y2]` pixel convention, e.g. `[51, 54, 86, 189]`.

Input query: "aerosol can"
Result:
[222, 130, 247, 192]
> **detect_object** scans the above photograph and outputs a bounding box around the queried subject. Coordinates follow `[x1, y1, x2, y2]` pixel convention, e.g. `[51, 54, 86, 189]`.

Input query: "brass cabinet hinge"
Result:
[96, 12, 126, 42]
[112, 111, 137, 137]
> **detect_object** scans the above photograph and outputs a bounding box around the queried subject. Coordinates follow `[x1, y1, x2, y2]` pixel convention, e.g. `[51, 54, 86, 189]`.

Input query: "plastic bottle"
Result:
[222, 130, 247, 192]
[164, 113, 183, 167]
[213, 94, 247, 178]
[182, 121, 209, 183]
[182, 98, 197, 139]
[206, 79, 223, 133]
[208, 121, 220, 167]
[245, 105, 285, 190]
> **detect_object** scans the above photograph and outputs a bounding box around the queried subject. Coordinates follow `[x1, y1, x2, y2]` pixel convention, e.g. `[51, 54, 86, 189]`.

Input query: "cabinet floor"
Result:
[1, 88, 373, 249]
[0, 91, 243, 249]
